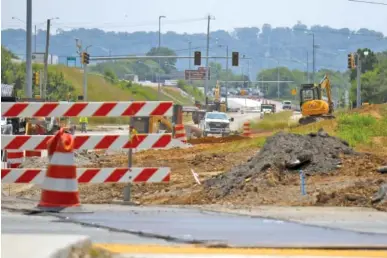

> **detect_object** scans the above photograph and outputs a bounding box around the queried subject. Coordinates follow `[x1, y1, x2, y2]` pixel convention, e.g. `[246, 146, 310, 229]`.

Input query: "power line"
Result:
[348, 0, 387, 5]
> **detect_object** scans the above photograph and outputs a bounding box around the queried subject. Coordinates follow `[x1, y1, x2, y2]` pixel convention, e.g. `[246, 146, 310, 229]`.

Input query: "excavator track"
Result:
[299, 115, 335, 125]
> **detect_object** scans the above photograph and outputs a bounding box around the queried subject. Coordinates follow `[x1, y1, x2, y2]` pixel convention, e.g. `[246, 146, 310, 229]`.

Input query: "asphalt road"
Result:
[4, 204, 387, 248]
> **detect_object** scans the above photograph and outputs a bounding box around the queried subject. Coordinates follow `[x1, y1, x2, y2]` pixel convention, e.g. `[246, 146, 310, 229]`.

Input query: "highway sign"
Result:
[291, 88, 297, 95]
[67, 56, 76, 61]
[185, 69, 210, 80]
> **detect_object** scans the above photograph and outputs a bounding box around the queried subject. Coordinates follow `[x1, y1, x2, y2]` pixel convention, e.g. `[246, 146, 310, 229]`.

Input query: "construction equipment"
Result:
[132, 104, 183, 133]
[299, 74, 335, 125]
[207, 81, 227, 112]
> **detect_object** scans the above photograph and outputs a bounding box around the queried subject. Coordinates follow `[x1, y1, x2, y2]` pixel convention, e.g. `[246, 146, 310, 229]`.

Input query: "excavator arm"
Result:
[319, 74, 334, 114]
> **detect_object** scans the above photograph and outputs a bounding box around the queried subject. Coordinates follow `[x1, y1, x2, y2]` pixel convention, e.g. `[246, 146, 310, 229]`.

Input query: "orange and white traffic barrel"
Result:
[6, 150, 24, 168]
[243, 121, 251, 137]
[38, 128, 80, 210]
[174, 124, 187, 143]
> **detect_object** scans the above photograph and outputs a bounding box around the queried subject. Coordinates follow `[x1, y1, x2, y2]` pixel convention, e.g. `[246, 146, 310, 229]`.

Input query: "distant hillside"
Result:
[2, 23, 386, 75]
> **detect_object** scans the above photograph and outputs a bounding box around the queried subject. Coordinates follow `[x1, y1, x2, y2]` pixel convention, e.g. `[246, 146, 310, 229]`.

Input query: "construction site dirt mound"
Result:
[204, 129, 355, 199]
[350, 104, 386, 119]
[188, 135, 246, 145]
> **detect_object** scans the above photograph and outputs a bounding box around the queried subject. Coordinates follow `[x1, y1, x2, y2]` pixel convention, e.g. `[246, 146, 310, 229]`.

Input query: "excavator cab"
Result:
[299, 75, 334, 125]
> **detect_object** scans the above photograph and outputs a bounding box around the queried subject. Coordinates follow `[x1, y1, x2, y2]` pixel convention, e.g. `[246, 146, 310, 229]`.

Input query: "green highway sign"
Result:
[67, 56, 76, 61]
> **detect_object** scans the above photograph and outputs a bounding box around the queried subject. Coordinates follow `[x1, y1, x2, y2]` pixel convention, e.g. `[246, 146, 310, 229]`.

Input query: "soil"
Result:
[7, 104, 387, 211]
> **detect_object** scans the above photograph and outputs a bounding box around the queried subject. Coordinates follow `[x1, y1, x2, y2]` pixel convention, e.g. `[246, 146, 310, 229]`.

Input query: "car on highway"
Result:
[199, 111, 234, 137]
[282, 100, 292, 110]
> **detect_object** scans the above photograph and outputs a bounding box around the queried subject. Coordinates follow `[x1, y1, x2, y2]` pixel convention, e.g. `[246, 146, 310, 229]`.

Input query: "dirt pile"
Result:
[20, 151, 100, 168]
[204, 129, 355, 198]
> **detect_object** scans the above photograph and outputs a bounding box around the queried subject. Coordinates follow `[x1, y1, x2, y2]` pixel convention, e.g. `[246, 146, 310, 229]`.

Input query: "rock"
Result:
[372, 183, 387, 203]
[377, 166, 387, 174]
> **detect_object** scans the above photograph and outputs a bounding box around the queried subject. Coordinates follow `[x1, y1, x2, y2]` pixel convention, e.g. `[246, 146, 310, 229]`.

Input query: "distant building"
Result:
[124, 74, 139, 82]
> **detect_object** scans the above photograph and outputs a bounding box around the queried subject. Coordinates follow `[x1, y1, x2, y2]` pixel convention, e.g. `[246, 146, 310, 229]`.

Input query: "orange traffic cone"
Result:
[174, 124, 187, 144]
[243, 121, 252, 137]
[38, 128, 80, 211]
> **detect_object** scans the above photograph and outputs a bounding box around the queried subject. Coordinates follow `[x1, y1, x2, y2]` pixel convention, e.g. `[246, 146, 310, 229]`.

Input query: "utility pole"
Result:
[356, 53, 361, 108]
[312, 33, 315, 83]
[34, 25, 37, 53]
[39, 70, 43, 97]
[43, 19, 51, 100]
[225, 45, 229, 109]
[158, 15, 166, 101]
[26, 0, 33, 98]
[188, 41, 192, 70]
[306, 51, 310, 83]
[277, 66, 280, 99]
[204, 15, 214, 106]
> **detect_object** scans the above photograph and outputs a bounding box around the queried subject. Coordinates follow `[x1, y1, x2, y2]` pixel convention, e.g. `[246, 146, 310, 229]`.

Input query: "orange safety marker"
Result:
[38, 128, 80, 210]
[242, 121, 251, 137]
[174, 124, 187, 143]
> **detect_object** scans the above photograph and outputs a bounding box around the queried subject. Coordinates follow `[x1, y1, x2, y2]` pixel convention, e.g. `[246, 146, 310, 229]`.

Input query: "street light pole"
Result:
[158, 15, 166, 100]
[225, 45, 229, 109]
[312, 33, 315, 83]
[26, 0, 33, 98]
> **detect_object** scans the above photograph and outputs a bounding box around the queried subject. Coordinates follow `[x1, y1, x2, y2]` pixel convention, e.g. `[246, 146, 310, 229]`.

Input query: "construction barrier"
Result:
[38, 128, 80, 208]
[243, 121, 252, 137]
[174, 124, 187, 144]
[2, 167, 171, 184]
[25, 150, 42, 158]
[1, 101, 173, 118]
[6, 150, 24, 168]
[1, 101, 184, 209]
[1, 134, 185, 150]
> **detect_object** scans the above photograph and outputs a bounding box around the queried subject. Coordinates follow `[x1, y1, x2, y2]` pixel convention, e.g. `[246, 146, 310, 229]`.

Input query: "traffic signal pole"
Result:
[356, 54, 361, 108]
[43, 19, 51, 100]
[83, 63, 88, 101]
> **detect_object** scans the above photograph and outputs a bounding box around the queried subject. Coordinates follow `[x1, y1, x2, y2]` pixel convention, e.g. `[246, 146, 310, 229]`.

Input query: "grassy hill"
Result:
[50, 65, 202, 124]
[50, 65, 199, 104]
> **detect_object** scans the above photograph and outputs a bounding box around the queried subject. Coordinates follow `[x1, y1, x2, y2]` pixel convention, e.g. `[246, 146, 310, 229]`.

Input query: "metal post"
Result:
[123, 116, 134, 202]
[188, 41, 192, 70]
[277, 63, 280, 99]
[26, 0, 33, 98]
[204, 15, 211, 106]
[312, 33, 315, 83]
[39, 70, 43, 97]
[43, 19, 51, 100]
[356, 54, 361, 108]
[306, 51, 310, 83]
[34, 25, 37, 53]
[83, 63, 88, 101]
[225, 45, 229, 109]
[158, 16, 165, 101]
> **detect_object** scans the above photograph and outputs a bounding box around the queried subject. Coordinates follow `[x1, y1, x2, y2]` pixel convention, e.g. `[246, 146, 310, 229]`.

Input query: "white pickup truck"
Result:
[199, 111, 234, 137]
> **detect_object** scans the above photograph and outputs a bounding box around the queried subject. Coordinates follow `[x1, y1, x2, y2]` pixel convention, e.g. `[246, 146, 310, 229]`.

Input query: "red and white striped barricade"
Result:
[1, 101, 186, 207]
[6, 150, 24, 168]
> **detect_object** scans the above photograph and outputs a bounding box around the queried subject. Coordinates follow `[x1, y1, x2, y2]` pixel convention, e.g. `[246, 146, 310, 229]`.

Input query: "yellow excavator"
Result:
[299, 74, 335, 125]
[207, 81, 226, 112]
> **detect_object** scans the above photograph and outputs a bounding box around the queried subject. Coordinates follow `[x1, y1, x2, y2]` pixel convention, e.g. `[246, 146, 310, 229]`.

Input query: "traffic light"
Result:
[232, 52, 239, 66]
[347, 53, 355, 69]
[194, 51, 201, 66]
[81, 52, 90, 65]
[32, 72, 39, 85]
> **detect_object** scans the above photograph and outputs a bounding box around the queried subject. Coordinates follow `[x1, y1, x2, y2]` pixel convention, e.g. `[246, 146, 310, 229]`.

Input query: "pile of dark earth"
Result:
[204, 129, 355, 198]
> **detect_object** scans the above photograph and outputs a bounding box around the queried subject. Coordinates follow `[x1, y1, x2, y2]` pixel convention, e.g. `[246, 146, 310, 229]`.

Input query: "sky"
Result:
[1, 0, 387, 35]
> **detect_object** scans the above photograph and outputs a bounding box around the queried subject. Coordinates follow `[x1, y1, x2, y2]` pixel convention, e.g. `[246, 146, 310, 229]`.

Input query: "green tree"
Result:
[146, 47, 177, 74]
[349, 48, 378, 81]
[104, 68, 118, 83]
